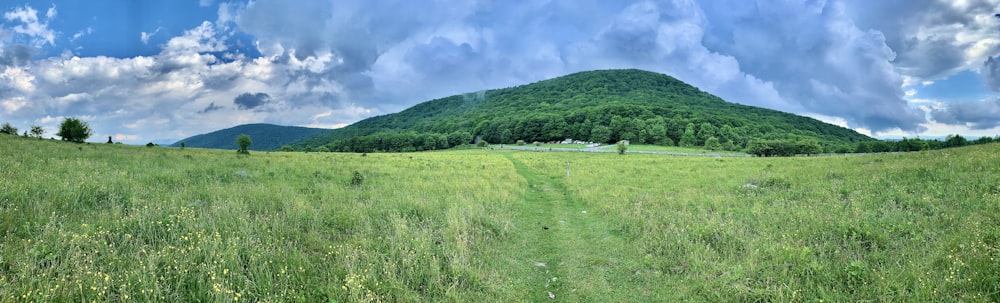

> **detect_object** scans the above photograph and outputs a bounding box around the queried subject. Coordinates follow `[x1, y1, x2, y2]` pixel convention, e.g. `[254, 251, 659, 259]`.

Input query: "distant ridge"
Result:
[170, 123, 327, 151]
[291, 69, 873, 152]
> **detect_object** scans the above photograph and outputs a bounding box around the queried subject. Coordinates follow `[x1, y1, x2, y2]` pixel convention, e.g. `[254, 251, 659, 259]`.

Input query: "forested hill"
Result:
[171, 123, 327, 151]
[292, 69, 874, 152]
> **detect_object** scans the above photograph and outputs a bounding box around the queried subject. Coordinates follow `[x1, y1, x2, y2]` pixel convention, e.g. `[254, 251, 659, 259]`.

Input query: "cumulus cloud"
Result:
[844, 0, 1000, 82]
[6, 0, 1000, 142]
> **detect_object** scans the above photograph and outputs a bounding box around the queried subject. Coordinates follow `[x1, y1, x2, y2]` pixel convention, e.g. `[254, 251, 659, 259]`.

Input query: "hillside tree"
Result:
[56, 118, 92, 143]
[236, 134, 252, 154]
[29, 125, 44, 138]
[0, 123, 17, 135]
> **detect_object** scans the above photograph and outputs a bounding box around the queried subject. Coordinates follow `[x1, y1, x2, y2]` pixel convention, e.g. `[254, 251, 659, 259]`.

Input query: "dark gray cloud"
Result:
[0, 45, 33, 66]
[199, 102, 222, 113]
[932, 99, 1000, 129]
[985, 56, 1000, 91]
[234, 92, 270, 110]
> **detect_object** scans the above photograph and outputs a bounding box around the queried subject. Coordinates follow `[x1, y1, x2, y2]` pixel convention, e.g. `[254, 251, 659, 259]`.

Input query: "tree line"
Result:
[311, 131, 474, 153]
[1, 118, 92, 143]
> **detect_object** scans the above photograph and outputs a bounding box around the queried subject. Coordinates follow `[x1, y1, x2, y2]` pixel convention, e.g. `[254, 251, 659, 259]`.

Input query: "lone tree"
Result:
[30, 125, 45, 138]
[0, 123, 17, 135]
[236, 134, 252, 154]
[56, 118, 92, 143]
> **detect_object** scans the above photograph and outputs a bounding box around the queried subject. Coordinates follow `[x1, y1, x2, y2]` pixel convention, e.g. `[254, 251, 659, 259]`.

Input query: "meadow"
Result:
[1, 135, 998, 302]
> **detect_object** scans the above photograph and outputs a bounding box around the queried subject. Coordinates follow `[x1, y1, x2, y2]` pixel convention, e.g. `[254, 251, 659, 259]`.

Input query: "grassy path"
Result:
[503, 153, 639, 301]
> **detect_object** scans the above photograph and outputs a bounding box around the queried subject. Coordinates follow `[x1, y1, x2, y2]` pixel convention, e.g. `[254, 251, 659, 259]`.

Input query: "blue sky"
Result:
[2, 0, 1000, 143]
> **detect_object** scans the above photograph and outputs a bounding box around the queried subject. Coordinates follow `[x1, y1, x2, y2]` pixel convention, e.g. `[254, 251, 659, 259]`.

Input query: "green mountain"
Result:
[293, 69, 873, 153]
[171, 123, 327, 151]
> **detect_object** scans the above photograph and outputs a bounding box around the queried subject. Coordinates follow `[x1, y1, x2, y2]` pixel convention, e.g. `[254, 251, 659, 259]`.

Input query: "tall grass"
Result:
[1, 135, 997, 301]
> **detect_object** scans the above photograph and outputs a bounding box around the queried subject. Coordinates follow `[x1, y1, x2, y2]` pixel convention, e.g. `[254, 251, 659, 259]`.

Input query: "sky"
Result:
[2, 0, 1000, 144]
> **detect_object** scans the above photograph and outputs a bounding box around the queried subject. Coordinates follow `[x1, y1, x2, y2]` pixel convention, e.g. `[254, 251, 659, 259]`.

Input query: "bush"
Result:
[146, 142, 156, 147]
[350, 170, 364, 187]
[516, 140, 526, 145]
[617, 141, 627, 155]
[56, 118, 92, 143]
[280, 145, 294, 152]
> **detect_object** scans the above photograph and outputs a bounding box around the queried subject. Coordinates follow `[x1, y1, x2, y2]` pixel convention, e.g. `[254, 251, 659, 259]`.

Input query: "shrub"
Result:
[350, 170, 364, 187]
[516, 140, 526, 145]
[146, 142, 156, 147]
[617, 141, 627, 155]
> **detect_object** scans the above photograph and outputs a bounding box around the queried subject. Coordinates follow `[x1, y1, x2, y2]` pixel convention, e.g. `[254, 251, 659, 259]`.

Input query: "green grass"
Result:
[603, 144, 745, 154]
[1, 135, 998, 302]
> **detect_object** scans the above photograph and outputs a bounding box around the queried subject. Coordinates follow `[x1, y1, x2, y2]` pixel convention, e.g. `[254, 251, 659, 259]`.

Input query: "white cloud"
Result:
[71, 27, 92, 41]
[3, 5, 56, 47]
[140, 27, 162, 45]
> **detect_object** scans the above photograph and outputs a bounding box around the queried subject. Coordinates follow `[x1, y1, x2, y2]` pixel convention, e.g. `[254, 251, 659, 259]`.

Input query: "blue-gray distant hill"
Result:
[171, 123, 328, 151]
[290, 69, 874, 152]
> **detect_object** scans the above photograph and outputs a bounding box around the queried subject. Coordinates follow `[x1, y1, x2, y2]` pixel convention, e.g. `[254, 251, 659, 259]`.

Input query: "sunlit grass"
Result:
[1, 135, 998, 302]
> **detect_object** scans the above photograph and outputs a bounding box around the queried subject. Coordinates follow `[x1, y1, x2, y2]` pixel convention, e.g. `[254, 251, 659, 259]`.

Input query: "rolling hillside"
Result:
[170, 123, 327, 151]
[292, 69, 874, 152]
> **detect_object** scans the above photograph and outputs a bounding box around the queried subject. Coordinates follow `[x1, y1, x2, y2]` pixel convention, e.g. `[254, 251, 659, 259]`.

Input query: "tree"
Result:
[180, 141, 186, 149]
[944, 134, 967, 148]
[679, 123, 697, 147]
[705, 136, 721, 151]
[29, 125, 44, 138]
[56, 118, 92, 143]
[107, 136, 114, 144]
[589, 125, 612, 144]
[0, 123, 17, 135]
[236, 134, 252, 154]
[795, 140, 821, 155]
[447, 131, 473, 147]
[499, 128, 513, 144]
[616, 141, 627, 155]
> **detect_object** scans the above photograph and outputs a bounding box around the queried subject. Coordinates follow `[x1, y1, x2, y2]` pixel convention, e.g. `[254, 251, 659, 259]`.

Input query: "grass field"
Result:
[1, 135, 998, 302]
